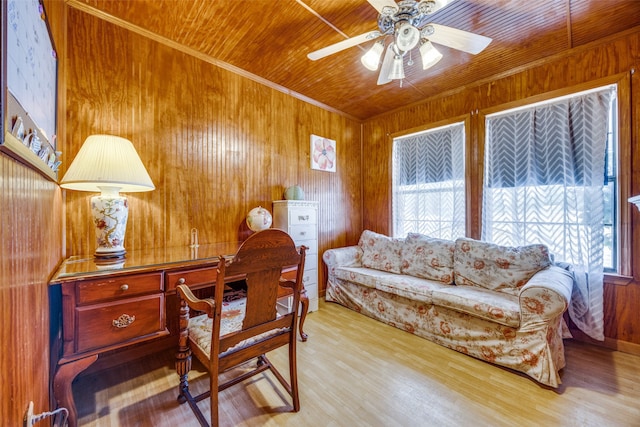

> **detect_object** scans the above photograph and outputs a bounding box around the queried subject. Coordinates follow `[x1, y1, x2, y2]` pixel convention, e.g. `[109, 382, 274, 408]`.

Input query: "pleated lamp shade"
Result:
[60, 134, 155, 192]
[60, 134, 154, 259]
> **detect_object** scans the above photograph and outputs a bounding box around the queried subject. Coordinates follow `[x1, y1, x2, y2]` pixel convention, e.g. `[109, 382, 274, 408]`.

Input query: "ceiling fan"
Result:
[307, 0, 492, 85]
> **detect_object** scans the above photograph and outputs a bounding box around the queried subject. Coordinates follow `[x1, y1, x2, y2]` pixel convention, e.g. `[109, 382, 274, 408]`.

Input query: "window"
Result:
[482, 85, 617, 271]
[392, 122, 465, 240]
[482, 85, 617, 341]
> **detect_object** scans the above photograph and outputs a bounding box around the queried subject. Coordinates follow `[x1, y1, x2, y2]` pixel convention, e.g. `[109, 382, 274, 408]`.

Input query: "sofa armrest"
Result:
[323, 246, 363, 270]
[518, 266, 573, 329]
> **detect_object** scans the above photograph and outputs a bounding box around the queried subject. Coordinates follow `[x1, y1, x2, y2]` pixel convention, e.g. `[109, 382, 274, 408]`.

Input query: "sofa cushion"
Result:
[334, 266, 384, 290]
[359, 230, 403, 274]
[401, 233, 455, 284]
[431, 285, 521, 328]
[334, 266, 446, 303]
[454, 237, 551, 296]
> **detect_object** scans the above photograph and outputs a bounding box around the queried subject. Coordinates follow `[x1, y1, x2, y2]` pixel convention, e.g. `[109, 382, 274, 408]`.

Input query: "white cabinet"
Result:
[273, 200, 319, 312]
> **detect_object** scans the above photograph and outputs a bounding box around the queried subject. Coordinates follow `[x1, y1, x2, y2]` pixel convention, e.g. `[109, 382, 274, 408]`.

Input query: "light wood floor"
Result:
[74, 300, 640, 427]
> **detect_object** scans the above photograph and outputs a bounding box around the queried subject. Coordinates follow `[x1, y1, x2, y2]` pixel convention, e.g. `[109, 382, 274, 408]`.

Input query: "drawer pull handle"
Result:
[298, 215, 309, 221]
[112, 314, 136, 328]
[178, 278, 186, 285]
[299, 231, 306, 236]
[120, 284, 129, 291]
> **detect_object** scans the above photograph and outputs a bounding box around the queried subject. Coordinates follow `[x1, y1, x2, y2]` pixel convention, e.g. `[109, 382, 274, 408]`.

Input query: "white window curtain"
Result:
[392, 122, 465, 240]
[483, 86, 616, 341]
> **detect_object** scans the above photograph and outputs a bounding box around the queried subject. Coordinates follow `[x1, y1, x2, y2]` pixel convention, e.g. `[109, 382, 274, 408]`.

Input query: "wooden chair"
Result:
[175, 229, 307, 427]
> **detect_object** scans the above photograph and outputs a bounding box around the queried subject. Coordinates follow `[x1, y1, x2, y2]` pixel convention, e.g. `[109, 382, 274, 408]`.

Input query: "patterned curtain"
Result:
[392, 123, 465, 240]
[483, 86, 615, 341]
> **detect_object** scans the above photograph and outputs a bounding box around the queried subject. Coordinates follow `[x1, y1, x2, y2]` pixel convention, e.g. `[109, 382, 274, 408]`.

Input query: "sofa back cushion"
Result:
[454, 237, 551, 295]
[401, 233, 455, 284]
[359, 230, 403, 274]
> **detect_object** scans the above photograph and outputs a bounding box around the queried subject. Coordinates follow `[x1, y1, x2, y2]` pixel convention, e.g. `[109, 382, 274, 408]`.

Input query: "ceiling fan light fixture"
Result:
[419, 40, 443, 70]
[361, 40, 385, 71]
[395, 22, 420, 52]
[388, 54, 405, 80]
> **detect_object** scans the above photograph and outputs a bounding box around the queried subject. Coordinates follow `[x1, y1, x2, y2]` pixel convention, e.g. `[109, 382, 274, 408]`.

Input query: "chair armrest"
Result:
[322, 246, 363, 269]
[518, 266, 573, 329]
[177, 284, 215, 317]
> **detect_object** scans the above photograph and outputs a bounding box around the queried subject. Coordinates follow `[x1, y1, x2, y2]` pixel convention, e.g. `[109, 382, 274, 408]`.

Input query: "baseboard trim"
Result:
[569, 328, 640, 356]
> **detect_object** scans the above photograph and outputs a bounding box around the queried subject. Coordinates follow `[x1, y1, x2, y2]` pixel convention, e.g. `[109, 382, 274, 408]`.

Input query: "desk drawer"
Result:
[165, 267, 217, 292]
[77, 272, 163, 305]
[75, 294, 165, 354]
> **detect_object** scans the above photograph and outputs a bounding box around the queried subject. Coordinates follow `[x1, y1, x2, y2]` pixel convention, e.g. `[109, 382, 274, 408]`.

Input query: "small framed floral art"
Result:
[310, 134, 336, 173]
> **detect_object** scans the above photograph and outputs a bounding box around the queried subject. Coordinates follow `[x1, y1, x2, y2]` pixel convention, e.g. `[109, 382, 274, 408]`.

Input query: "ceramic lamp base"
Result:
[91, 190, 129, 259]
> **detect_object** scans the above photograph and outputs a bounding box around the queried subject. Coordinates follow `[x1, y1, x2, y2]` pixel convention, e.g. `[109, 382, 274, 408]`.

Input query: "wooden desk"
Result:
[49, 243, 309, 427]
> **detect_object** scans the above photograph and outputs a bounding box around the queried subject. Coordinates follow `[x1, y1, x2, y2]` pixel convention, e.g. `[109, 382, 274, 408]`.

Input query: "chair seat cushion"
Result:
[188, 297, 287, 356]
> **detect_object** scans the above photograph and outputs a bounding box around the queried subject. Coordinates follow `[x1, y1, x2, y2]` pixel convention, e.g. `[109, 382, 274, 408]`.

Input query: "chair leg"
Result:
[289, 340, 300, 411]
[210, 374, 219, 427]
[256, 354, 267, 367]
[176, 297, 192, 404]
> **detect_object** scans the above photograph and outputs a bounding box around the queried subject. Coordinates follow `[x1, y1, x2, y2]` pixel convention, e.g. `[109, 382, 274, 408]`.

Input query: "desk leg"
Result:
[299, 291, 309, 342]
[53, 355, 98, 427]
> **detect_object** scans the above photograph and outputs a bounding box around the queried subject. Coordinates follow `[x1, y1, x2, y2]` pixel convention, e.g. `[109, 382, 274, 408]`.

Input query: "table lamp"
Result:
[60, 134, 155, 259]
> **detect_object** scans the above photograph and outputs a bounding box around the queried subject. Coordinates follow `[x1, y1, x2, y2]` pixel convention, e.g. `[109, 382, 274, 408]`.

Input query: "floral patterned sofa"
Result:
[322, 230, 574, 387]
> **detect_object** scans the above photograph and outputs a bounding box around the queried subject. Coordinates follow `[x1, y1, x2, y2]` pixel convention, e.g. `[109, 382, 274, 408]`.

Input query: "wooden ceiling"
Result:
[68, 0, 640, 120]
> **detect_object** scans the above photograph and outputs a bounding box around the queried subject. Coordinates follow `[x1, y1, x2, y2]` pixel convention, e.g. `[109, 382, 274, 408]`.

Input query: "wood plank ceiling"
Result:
[68, 0, 640, 120]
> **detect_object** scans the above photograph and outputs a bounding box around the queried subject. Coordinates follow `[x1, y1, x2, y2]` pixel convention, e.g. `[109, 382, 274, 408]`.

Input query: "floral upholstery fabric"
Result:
[188, 297, 286, 356]
[401, 233, 455, 284]
[454, 237, 552, 296]
[335, 266, 448, 304]
[322, 245, 362, 269]
[323, 236, 574, 388]
[430, 285, 520, 328]
[359, 230, 404, 274]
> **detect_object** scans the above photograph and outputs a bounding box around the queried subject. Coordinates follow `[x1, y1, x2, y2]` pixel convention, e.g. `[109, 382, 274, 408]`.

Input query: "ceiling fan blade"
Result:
[377, 43, 395, 85]
[308, 30, 382, 61]
[367, 0, 399, 15]
[426, 23, 492, 55]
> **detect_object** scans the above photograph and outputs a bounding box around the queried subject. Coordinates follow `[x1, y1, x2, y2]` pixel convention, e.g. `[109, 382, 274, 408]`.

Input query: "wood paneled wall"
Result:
[61, 10, 363, 290]
[0, 1, 65, 424]
[362, 31, 640, 348]
[0, 155, 63, 423]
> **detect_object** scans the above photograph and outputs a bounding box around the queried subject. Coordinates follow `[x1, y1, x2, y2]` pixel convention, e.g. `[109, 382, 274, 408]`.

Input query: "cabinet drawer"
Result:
[165, 267, 217, 292]
[302, 269, 318, 288]
[289, 208, 317, 225]
[288, 224, 316, 243]
[304, 254, 318, 271]
[77, 272, 163, 305]
[75, 294, 165, 354]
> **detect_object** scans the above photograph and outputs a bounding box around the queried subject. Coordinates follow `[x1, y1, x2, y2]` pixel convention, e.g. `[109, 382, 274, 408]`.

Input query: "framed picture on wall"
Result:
[310, 134, 336, 173]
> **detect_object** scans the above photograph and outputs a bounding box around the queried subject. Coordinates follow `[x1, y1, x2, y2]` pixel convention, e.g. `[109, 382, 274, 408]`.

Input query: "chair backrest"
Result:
[211, 228, 306, 367]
